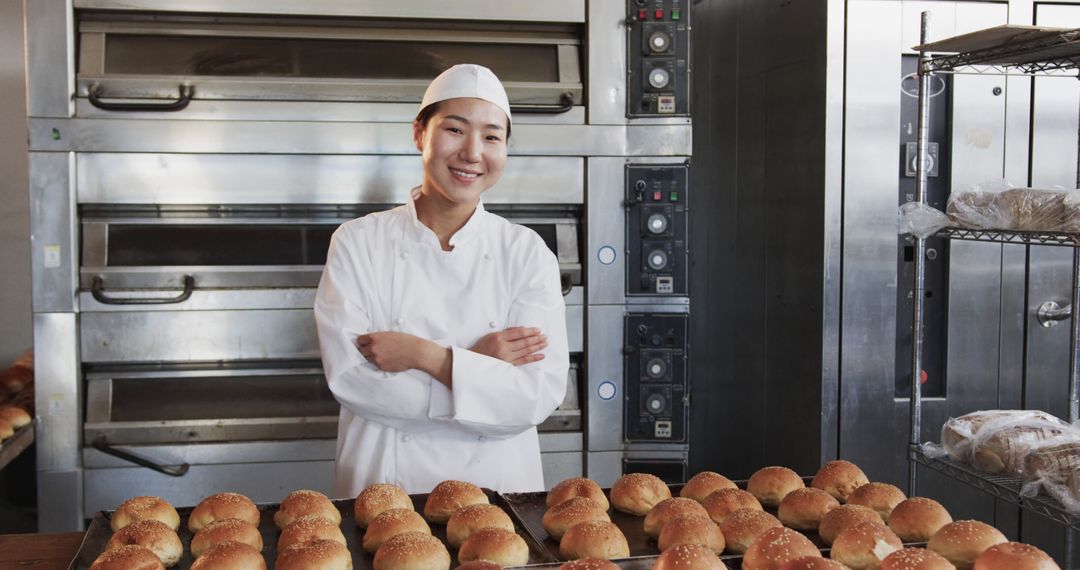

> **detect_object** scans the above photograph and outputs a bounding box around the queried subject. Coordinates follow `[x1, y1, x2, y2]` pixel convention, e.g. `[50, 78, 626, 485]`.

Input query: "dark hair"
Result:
[414, 101, 512, 139]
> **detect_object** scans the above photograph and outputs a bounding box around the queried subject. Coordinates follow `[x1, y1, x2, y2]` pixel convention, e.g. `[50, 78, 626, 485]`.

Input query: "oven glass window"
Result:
[109, 375, 339, 421]
[104, 35, 560, 83]
[106, 225, 336, 266]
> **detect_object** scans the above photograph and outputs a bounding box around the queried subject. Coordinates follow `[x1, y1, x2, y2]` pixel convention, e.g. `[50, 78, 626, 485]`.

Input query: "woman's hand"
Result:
[356, 332, 427, 372]
[470, 327, 548, 366]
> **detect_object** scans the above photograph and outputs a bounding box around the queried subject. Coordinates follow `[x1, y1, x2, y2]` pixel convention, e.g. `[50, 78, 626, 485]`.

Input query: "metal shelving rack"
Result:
[908, 13, 1080, 533]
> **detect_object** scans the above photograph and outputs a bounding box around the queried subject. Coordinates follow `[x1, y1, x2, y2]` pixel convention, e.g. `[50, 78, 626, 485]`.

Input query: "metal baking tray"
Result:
[70, 489, 558, 569]
[501, 480, 833, 565]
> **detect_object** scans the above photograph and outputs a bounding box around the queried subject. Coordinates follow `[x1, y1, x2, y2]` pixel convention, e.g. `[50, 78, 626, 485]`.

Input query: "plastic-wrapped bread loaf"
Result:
[996, 187, 1068, 231]
[941, 410, 1063, 464]
[1023, 436, 1080, 483]
[946, 190, 1000, 229]
[970, 413, 1072, 475]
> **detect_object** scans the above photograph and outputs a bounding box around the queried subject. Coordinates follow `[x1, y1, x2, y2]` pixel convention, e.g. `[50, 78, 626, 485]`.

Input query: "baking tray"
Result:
[71, 489, 558, 569]
[501, 480, 834, 565]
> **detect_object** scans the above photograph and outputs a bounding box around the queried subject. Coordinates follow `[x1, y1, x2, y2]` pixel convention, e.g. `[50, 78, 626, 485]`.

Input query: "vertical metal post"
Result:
[1066, 76, 1080, 570]
[908, 11, 932, 497]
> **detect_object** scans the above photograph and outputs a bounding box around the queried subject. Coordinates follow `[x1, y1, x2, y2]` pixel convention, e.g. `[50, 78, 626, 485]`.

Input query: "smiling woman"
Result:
[313, 64, 570, 497]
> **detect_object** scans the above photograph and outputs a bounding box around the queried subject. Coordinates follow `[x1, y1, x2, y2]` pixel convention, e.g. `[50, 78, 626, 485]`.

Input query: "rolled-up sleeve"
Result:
[428, 242, 570, 438]
[315, 227, 439, 432]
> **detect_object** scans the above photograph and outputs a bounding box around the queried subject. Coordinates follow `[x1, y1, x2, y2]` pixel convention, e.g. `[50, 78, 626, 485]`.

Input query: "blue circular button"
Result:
[597, 246, 617, 265]
[597, 381, 617, 400]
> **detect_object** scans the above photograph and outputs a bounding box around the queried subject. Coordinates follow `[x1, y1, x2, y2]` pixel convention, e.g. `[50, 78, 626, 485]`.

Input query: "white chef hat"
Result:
[417, 64, 512, 126]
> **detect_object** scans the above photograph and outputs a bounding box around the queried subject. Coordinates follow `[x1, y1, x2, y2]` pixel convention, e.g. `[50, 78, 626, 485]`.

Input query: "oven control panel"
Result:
[626, 164, 688, 296]
[626, 0, 690, 117]
[624, 313, 688, 443]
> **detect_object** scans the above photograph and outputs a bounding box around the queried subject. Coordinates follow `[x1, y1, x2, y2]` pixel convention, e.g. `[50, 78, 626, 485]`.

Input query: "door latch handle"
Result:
[1038, 301, 1072, 328]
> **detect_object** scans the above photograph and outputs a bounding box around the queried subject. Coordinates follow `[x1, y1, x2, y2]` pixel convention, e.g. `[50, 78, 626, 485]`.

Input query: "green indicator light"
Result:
[670, 191, 680, 201]
[672, 9, 681, 20]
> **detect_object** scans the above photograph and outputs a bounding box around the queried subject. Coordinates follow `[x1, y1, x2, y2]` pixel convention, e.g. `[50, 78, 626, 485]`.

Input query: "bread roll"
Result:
[718, 508, 783, 554]
[559, 520, 630, 560]
[276, 539, 353, 570]
[748, 466, 805, 507]
[0, 418, 15, 441]
[811, 460, 869, 503]
[651, 543, 727, 570]
[372, 531, 451, 570]
[90, 544, 166, 570]
[680, 472, 737, 503]
[742, 527, 821, 570]
[191, 518, 263, 558]
[611, 473, 672, 515]
[355, 483, 413, 529]
[973, 542, 1060, 570]
[702, 488, 762, 525]
[0, 406, 31, 428]
[558, 558, 621, 570]
[881, 548, 954, 570]
[657, 514, 724, 554]
[448, 503, 515, 548]
[776, 558, 848, 570]
[547, 477, 610, 510]
[542, 497, 609, 541]
[887, 497, 952, 542]
[777, 487, 839, 531]
[846, 482, 906, 522]
[363, 508, 431, 553]
[829, 521, 901, 570]
[423, 480, 488, 524]
[278, 515, 347, 550]
[112, 496, 181, 532]
[818, 504, 882, 546]
[458, 527, 529, 567]
[190, 541, 267, 570]
[275, 490, 340, 529]
[644, 497, 709, 538]
[927, 520, 1007, 570]
[189, 493, 260, 532]
[0, 365, 32, 394]
[105, 519, 183, 567]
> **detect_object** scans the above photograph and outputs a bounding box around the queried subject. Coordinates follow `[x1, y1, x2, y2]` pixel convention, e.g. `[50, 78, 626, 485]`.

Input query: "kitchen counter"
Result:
[0, 532, 82, 569]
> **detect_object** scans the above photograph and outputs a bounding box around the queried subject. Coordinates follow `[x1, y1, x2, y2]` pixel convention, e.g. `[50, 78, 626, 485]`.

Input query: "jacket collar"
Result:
[404, 187, 487, 248]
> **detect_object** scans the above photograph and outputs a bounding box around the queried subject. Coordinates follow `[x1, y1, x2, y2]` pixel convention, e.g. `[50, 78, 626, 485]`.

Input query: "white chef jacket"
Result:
[314, 188, 569, 497]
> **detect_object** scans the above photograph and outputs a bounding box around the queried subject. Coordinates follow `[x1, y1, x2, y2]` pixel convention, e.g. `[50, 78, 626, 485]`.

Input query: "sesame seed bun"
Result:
[104, 520, 182, 567]
[657, 513, 725, 554]
[363, 508, 431, 553]
[829, 521, 902, 569]
[191, 518, 262, 558]
[90, 545, 165, 570]
[610, 473, 672, 516]
[355, 483, 413, 529]
[718, 508, 783, 554]
[559, 520, 630, 560]
[423, 480, 487, 524]
[547, 477, 610, 510]
[458, 527, 529, 567]
[276, 539, 352, 570]
[702, 488, 763, 525]
[881, 548, 959, 570]
[887, 497, 952, 542]
[777, 487, 839, 531]
[652, 543, 728, 570]
[111, 496, 180, 533]
[847, 483, 907, 523]
[277, 515, 346, 551]
[812, 460, 870, 503]
[927, 520, 1008, 570]
[681, 472, 738, 503]
[973, 541, 1060, 570]
[188, 493, 260, 533]
[190, 541, 266, 570]
[742, 527, 822, 570]
[542, 497, 609, 541]
[372, 531, 451, 570]
[644, 497, 709, 539]
[274, 490, 340, 529]
[447, 503, 515, 548]
[818, 504, 883, 546]
[748, 467, 805, 507]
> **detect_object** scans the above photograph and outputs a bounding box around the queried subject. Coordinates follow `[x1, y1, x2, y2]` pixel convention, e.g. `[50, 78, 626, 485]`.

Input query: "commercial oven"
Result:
[27, 0, 692, 530]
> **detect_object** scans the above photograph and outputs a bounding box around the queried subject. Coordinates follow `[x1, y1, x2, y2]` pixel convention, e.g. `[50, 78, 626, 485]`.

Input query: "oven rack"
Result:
[934, 227, 1080, 247]
[0, 424, 34, 472]
[910, 446, 1080, 531]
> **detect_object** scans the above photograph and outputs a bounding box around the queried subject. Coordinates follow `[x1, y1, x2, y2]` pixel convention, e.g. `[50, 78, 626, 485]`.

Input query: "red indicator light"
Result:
[638, 9, 648, 20]
[655, 9, 665, 19]
[653, 191, 662, 201]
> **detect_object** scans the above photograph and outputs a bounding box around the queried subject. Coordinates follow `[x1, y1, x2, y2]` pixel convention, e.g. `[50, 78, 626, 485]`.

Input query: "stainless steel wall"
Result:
[0, 0, 31, 365]
[688, 0, 842, 478]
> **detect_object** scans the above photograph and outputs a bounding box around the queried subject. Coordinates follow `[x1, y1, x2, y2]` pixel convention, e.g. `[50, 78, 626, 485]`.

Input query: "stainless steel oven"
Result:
[27, 0, 692, 530]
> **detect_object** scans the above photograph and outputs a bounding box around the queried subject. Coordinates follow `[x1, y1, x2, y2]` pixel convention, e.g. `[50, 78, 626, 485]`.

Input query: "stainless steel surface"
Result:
[85, 417, 339, 444]
[72, 0, 586, 23]
[585, 450, 688, 488]
[29, 153, 77, 313]
[38, 470, 83, 532]
[34, 313, 81, 472]
[26, 0, 73, 118]
[540, 452, 584, 491]
[80, 309, 319, 362]
[77, 154, 585, 205]
[31, 119, 694, 157]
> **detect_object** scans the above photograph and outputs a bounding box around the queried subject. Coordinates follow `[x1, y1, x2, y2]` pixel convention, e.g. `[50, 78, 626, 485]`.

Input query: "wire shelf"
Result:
[0, 424, 34, 472]
[935, 227, 1080, 247]
[917, 27, 1080, 75]
[911, 447, 1080, 531]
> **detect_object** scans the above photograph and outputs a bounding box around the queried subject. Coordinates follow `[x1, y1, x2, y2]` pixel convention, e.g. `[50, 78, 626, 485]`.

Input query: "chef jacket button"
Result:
[488, 321, 497, 328]
[478, 435, 486, 441]
[395, 318, 404, 325]
[484, 252, 492, 260]
[400, 251, 408, 260]
[403, 435, 412, 442]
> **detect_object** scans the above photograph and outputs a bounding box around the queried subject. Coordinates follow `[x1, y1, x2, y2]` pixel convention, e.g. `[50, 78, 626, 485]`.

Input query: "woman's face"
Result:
[413, 97, 509, 207]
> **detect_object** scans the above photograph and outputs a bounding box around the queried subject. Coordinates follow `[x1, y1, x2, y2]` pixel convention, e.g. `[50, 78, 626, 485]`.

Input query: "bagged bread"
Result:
[996, 187, 1068, 231]
[946, 190, 1002, 230]
[940, 410, 1061, 463]
[970, 413, 1072, 475]
[1023, 434, 1080, 483]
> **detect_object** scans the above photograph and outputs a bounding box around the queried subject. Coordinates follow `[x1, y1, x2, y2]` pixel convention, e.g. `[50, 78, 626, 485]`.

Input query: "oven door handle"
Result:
[91, 275, 196, 305]
[510, 92, 575, 115]
[560, 272, 573, 296]
[91, 436, 190, 477]
[88, 84, 194, 112]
